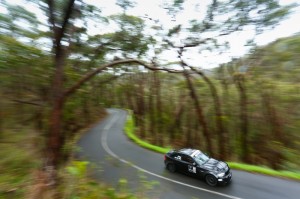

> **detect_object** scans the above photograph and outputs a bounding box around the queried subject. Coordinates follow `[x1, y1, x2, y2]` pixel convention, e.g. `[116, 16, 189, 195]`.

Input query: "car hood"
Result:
[202, 158, 228, 172]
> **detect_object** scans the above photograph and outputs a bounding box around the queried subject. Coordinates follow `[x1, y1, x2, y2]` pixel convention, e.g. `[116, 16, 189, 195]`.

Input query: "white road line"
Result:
[101, 112, 243, 199]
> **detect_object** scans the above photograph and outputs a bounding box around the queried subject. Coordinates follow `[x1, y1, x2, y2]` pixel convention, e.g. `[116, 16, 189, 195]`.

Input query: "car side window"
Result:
[182, 155, 194, 164]
[172, 153, 182, 161]
[187, 156, 195, 164]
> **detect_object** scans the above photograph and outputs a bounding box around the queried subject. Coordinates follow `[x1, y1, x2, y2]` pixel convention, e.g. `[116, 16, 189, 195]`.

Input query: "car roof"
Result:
[178, 148, 201, 156]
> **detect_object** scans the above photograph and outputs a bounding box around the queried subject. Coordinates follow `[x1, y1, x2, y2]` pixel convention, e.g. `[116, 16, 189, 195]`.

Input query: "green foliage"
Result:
[136, 172, 160, 198]
[0, 129, 41, 199]
[1, 0, 299, 196]
[163, 0, 184, 17]
[0, 2, 40, 37]
[124, 111, 170, 154]
[124, 110, 300, 181]
[67, 161, 89, 178]
[0, 35, 52, 96]
[116, 0, 136, 12]
[219, 0, 293, 32]
[108, 14, 152, 57]
[62, 159, 159, 199]
[228, 162, 300, 181]
[62, 160, 124, 198]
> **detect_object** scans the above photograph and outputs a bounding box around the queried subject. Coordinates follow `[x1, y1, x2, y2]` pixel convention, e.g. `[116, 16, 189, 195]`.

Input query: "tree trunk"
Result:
[260, 90, 285, 169]
[136, 73, 146, 138]
[169, 94, 186, 142]
[191, 67, 227, 160]
[45, 47, 66, 169]
[154, 71, 164, 146]
[234, 75, 250, 163]
[0, 97, 3, 140]
[148, 72, 157, 143]
[185, 111, 192, 147]
[43, 0, 76, 171]
[219, 66, 232, 157]
[82, 94, 91, 124]
[183, 71, 213, 155]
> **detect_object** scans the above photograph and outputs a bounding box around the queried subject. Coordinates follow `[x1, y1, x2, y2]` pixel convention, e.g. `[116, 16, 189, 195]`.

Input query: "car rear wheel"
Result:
[205, 174, 217, 186]
[167, 163, 176, 173]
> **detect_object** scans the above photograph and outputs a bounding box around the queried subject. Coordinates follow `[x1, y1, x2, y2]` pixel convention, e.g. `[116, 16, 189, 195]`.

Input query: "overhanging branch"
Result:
[63, 59, 182, 98]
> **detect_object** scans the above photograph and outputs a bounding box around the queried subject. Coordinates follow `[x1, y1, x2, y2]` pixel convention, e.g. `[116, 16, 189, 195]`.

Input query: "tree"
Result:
[0, 0, 163, 190]
[1, 0, 296, 194]
[183, 70, 214, 155]
[190, 66, 228, 160]
[157, 0, 293, 161]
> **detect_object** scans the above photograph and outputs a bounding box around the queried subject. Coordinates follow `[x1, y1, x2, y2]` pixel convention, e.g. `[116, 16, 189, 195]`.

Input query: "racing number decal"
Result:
[188, 165, 196, 173]
[175, 155, 181, 160]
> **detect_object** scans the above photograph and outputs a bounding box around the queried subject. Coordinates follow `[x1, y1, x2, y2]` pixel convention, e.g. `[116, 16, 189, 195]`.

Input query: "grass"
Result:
[0, 129, 41, 199]
[0, 120, 151, 199]
[124, 114, 170, 154]
[228, 162, 300, 181]
[124, 111, 300, 182]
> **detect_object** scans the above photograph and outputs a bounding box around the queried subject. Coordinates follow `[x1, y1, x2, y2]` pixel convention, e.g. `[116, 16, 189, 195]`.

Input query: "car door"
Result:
[196, 165, 208, 179]
[181, 155, 198, 176]
[171, 153, 185, 172]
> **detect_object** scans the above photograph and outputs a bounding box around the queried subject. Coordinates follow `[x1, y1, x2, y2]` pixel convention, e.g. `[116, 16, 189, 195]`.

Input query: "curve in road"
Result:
[77, 109, 300, 199]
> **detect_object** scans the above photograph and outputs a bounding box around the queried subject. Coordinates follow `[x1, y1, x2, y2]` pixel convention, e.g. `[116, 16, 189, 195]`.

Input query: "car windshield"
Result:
[194, 152, 209, 165]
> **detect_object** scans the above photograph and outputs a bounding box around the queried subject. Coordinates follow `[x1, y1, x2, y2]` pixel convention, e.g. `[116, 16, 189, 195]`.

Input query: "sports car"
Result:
[164, 148, 232, 186]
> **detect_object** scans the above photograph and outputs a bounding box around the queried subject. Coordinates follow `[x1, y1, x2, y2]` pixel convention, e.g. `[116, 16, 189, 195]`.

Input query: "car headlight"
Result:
[217, 173, 225, 177]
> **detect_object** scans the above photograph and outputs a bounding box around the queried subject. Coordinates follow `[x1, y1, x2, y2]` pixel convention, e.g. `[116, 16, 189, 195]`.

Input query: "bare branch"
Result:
[64, 59, 182, 98]
[11, 99, 44, 106]
[165, 37, 214, 50]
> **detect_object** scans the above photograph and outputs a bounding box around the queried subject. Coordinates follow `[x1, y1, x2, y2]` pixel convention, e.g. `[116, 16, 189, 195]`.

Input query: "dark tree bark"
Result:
[42, 0, 183, 190]
[260, 90, 285, 169]
[185, 110, 193, 147]
[126, 84, 137, 116]
[168, 94, 187, 142]
[183, 71, 213, 155]
[136, 73, 146, 138]
[154, 71, 164, 146]
[190, 66, 227, 160]
[0, 98, 3, 140]
[148, 72, 157, 143]
[82, 94, 91, 124]
[219, 65, 232, 157]
[234, 74, 250, 163]
[44, 0, 76, 171]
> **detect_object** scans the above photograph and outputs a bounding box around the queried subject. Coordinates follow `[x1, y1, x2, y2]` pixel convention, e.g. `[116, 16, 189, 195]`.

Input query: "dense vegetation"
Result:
[104, 34, 300, 171]
[1, 0, 299, 198]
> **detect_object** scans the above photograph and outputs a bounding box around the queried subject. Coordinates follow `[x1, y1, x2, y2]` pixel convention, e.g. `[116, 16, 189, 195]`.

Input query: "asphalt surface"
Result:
[77, 108, 300, 199]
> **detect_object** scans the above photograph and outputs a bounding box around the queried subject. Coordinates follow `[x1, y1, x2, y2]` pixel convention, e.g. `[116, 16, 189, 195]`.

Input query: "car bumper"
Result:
[218, 172, 232, 184]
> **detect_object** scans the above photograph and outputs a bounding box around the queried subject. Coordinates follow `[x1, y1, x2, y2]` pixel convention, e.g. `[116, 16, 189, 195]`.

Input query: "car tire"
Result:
[167, 163, 176, 173]
[205, 174, 218, 186]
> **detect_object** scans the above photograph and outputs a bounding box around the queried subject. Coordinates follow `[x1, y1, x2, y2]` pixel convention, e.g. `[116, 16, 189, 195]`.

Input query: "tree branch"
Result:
[45, 0, 56, 29]
[45, 0, 76, 49]
[11, 99, 44, 106]
[63, 59, 182, 98]
[57, 0, 76, 45]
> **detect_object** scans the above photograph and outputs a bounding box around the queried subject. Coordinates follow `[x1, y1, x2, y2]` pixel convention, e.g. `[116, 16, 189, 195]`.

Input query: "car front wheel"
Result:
[167, 163, 176, 173]
[205, 174, 218, 186]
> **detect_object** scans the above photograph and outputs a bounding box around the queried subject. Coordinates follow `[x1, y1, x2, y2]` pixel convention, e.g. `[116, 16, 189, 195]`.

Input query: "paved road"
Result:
[77, 109, 300, 199]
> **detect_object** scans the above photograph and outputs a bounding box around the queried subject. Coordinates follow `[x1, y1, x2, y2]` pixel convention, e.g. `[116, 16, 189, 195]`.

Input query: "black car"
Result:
[164, 148, 232, 186]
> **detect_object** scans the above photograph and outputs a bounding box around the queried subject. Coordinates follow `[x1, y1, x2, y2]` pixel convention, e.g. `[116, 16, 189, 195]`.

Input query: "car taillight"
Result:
[164, 155, 166, 161]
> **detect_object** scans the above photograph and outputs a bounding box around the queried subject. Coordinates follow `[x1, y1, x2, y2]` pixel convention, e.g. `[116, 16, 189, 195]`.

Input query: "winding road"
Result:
[77, 109, 300, 199]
